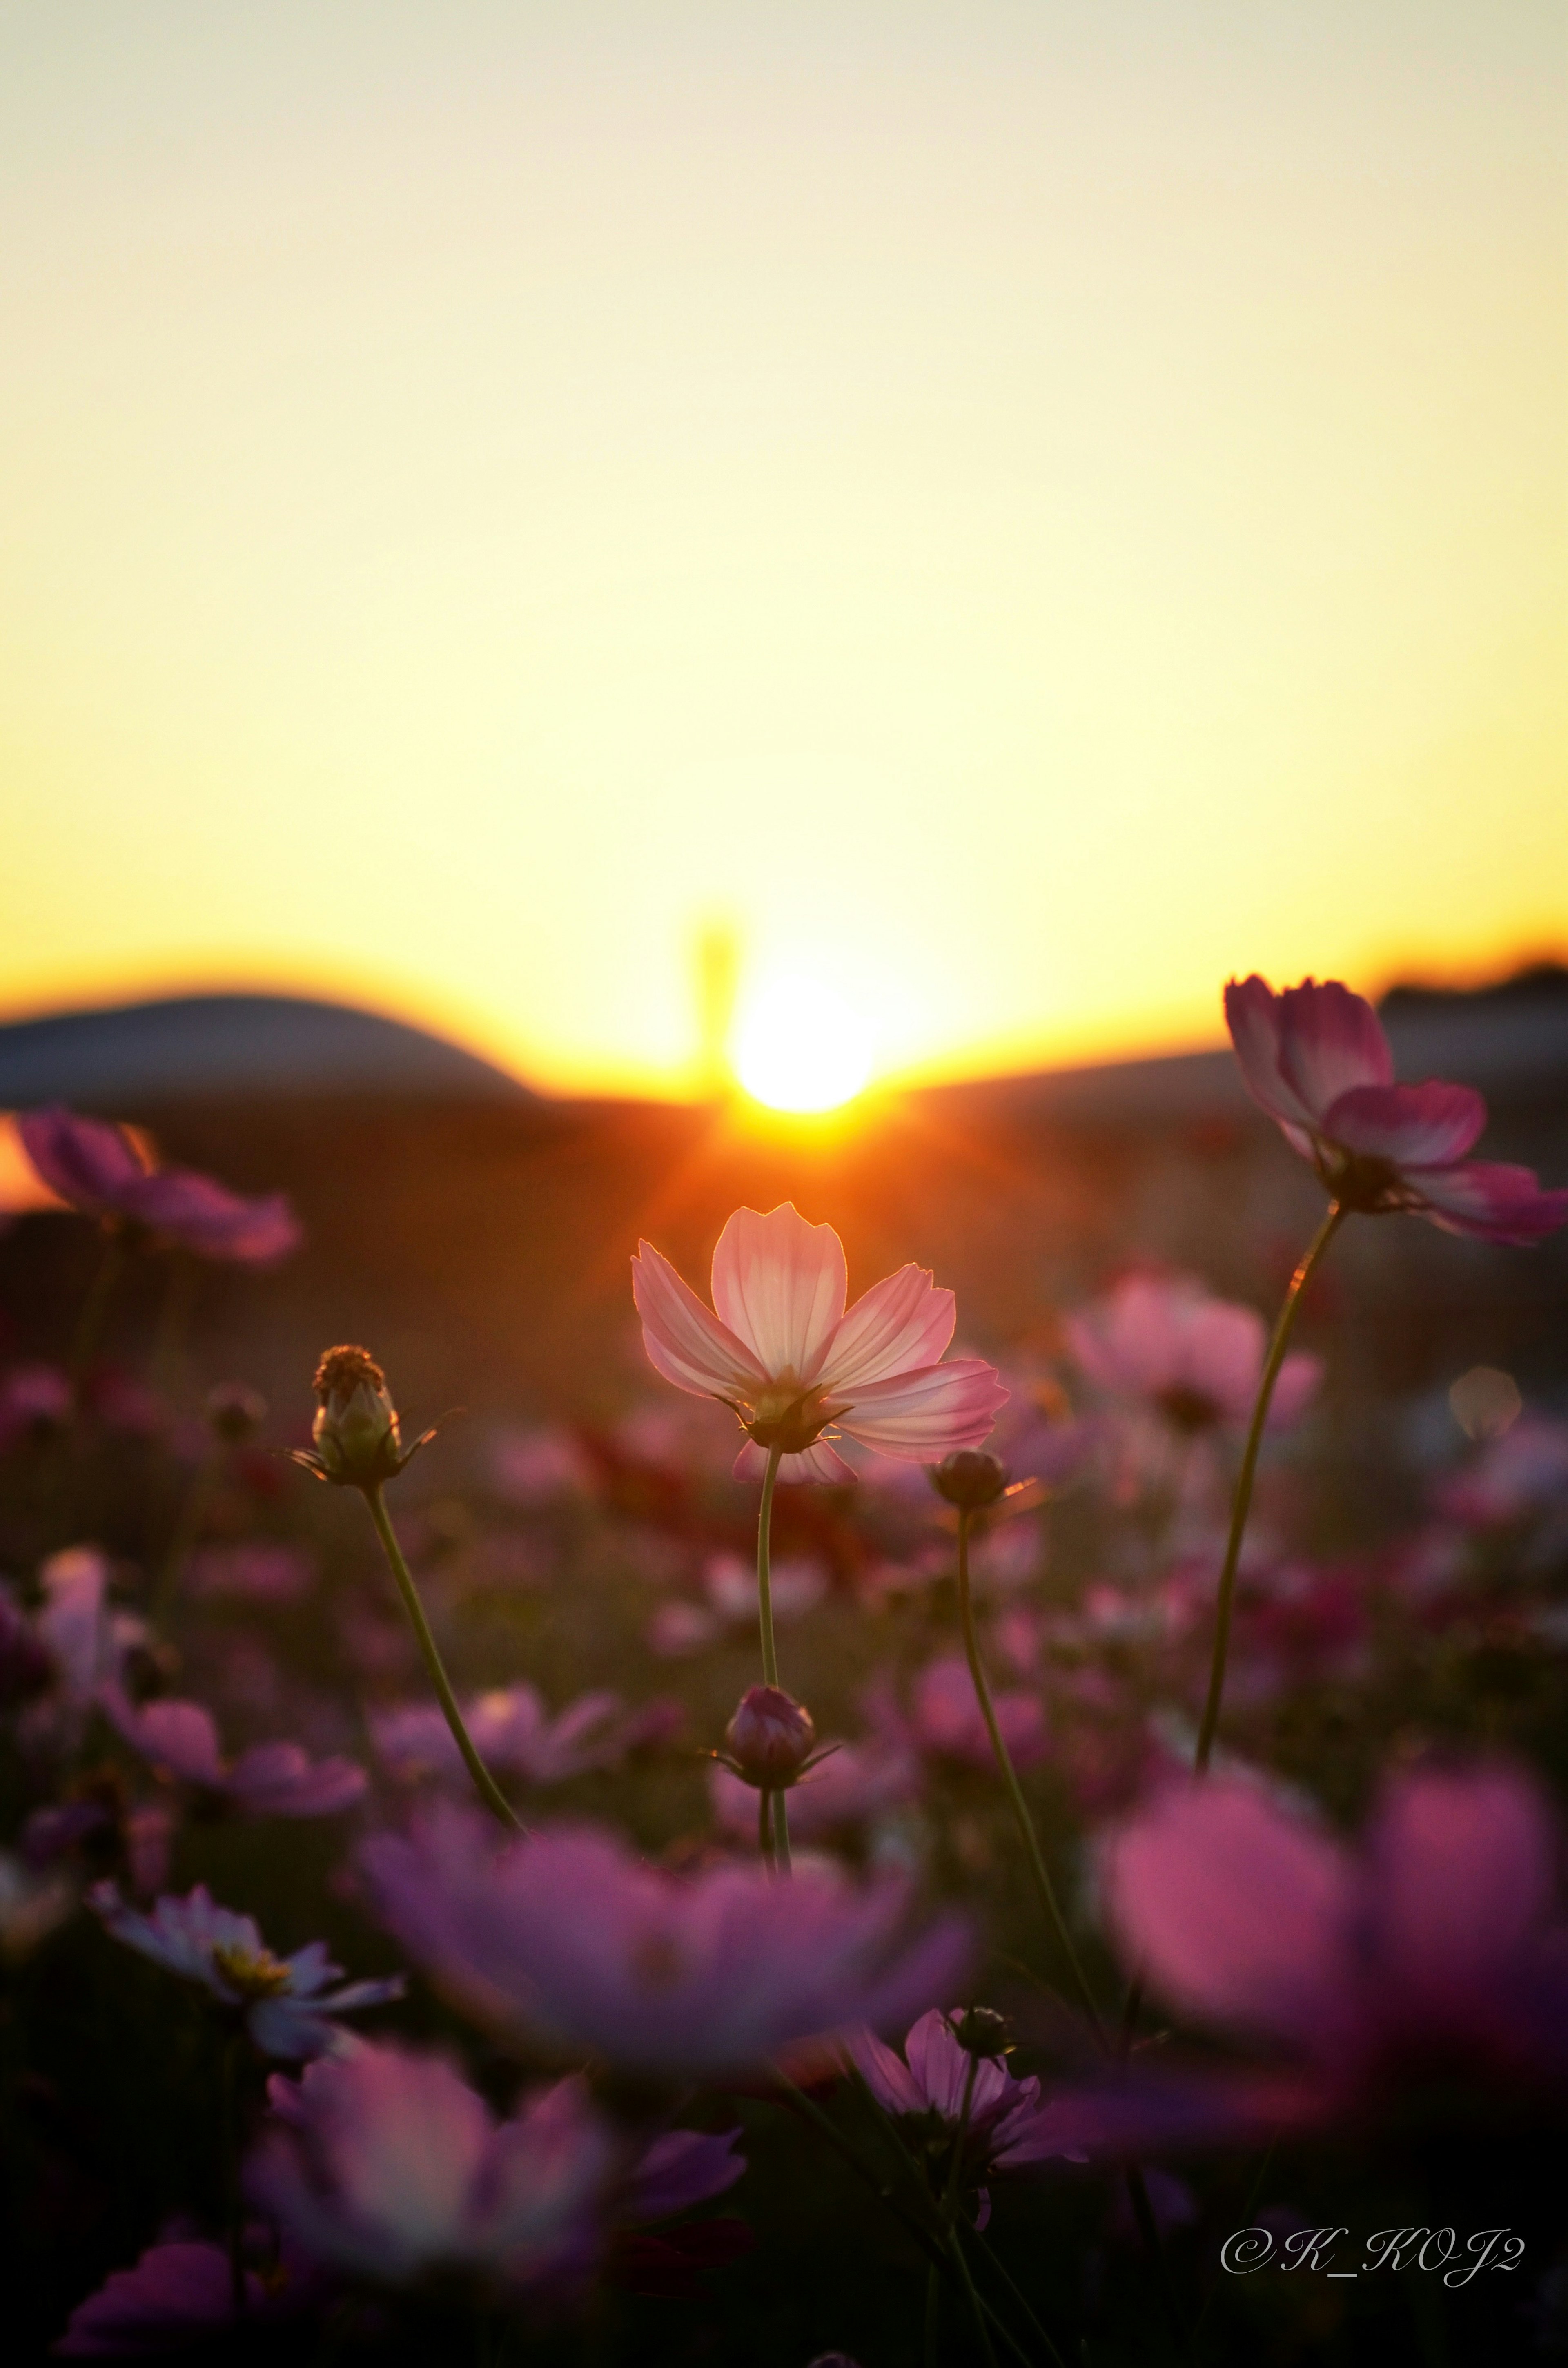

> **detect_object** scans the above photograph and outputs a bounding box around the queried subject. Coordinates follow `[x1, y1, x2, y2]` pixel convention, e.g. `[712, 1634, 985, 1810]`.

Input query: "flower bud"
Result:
[949, 2006, 1011, 2059]
[309, 1346, 403, 1489]
[205, 1381, 267, 1445]
[722, 1685, 817, 1788]
[930, 1450, 1007, 1510]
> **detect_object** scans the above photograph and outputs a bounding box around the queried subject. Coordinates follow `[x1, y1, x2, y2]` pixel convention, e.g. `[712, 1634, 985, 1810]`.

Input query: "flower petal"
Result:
[1401, 1160, 1568, 1247]
[632, 1242, 766, 1399]
[835, 1360, 1007, 1463]
[819, 1264, 956, 1391]
[1103, 1777, 1360, 2054]
[1368, 1766, 1554, 2011]
[1322, 1080, 1487, 1167]
[1224, 977, 1314, 1128]
[16, 1105, 149, 1216]
[1275, 979, 1393, 1122]
[710, 1204, 847, 1383]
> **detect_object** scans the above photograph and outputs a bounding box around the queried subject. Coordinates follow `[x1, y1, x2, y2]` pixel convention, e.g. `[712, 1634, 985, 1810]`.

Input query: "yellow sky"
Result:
[1, 3, 1563, 1097]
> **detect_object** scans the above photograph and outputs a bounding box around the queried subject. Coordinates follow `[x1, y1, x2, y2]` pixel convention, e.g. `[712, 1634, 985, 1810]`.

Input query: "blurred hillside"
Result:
[1, 975, 1565, 1449]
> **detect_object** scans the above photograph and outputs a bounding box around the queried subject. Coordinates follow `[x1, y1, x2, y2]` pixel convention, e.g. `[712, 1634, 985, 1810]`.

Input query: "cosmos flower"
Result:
[247, 2045, 616, 2293]
[53, 2231, 322, 2355]
[18, 1105, 300, 1264]
[99, 1688, 368, 1819]
[90, 1882, 403, 2058]
[370, 1684, 672, 1790]
[1102, 1763, 1568, 2095]
[1065, 1273, 1322, 1434]
[361, 1806, 971, 2079]
[1224, 977, 1568, 1245]
[871, 1657, 1048, 1775]
[847, 2008, 1056, 2188]
[632, 1203, 1007, 1482]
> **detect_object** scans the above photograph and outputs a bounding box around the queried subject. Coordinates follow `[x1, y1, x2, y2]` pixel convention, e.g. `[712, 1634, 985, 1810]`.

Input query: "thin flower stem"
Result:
[1194, 1202, 1344, 1774]
[69, 1233, 126, 1385]
[925, 2261, 941, 2368]
[773, 2076, 1038, 2368]
[970, 2234, 1070, 2368]
[947, 2225, 999, 2368]
[956, 1510, 1106, 2046]
[755, 1443, 792, 1872]
[364, 1483, 523, 1833]
[758, 1785, 777, 1874]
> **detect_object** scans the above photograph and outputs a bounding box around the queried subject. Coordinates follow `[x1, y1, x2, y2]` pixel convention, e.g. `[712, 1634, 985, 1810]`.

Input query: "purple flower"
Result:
[1103, 1764, 1568, 2097]
[90, 1882, 402, 2057]
[54, 2233, 320, 2355]
[361, 1806, 971, 2079]
[876, 1657, 1047, 1775]
[618, 2125, 746, 2223]
[100, 1688, 366, 1818]
[1066, 1273, 1322, 1434]
[847, 2008, 1055, 2188]
[247, 2045, 615, 2291]
[18, 1105, 300, 1264]
[370, 1684, 661, 1790]
[1224, 977, 1568, 1244]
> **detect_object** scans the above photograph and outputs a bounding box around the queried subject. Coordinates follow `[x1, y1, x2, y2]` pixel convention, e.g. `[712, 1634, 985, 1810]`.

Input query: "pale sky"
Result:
[1, 2, 1564, 1097]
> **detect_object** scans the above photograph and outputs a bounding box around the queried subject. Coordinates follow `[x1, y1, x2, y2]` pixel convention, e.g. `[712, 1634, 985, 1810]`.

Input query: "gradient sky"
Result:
[1, 2, 1563, 1096]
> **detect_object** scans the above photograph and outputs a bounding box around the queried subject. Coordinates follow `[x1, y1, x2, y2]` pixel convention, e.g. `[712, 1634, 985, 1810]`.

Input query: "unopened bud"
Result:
[309, 1346, 403, 1489]
[205, 1381, 267, 1445]
[950, 2006, 1011, 2059]
[723, 1685, 817, 1788]
[930, 1450, 1007, 1511]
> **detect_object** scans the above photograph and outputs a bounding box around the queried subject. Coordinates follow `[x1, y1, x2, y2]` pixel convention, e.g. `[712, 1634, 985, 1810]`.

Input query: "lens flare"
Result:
[733, 974, 875, 1113]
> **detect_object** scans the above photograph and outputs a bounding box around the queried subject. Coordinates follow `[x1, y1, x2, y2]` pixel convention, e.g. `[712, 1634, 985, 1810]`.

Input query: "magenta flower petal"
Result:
[1402, 1159, 1568, 1246]
[710, 1204, 848, 1384]
[819, 1264, 957, 1391]
[621, 2127, 746, 2223]
[834, 1360, 1008, 1461]
[1368, 1766, 1555, 2012]
[16, 1106, 148, 1217]
[226, 1741, 368, 1818]
[731, 1436, 858, 1484]
[843, 2023, 927, 2116]
[1322, 1081, 1487, 1167]
[1103, 1779, 1359, 2053]
[100, 1692, 227, 1788]
[53, 2240, 285, 2353]
[1275, 979, 1394, 1119]
[1223, 978, 1314, 1128]
[632, 1241, 766, 1399]
[125, 1169, 301, 1264]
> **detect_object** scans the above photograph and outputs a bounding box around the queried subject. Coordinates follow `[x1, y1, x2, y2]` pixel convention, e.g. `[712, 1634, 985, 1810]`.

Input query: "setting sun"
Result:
[732, 973, 875, 1113]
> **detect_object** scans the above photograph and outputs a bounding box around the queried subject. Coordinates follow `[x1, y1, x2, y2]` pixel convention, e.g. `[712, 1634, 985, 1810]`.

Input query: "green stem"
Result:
[1194, 1202, 1344, 1773]
[758, 1785, 776, 1873]
[956, 1509, 1106, 2045]
[947, 2226, 999, 2368]
[925, 2260, 941, 2368]
[69, 1233, 125, 1385]
[755, 1443, 791, 1872]
[365, 1484, 523, 1832]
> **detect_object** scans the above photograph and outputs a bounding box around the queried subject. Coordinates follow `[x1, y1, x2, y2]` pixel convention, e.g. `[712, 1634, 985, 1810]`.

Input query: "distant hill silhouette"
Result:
[0, 994, 530, 1106]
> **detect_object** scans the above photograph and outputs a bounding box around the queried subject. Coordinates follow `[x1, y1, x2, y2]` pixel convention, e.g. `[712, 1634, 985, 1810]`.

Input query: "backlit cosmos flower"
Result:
[632, 1203, 1007, 1481]
[1225, 977, 1568, 1245]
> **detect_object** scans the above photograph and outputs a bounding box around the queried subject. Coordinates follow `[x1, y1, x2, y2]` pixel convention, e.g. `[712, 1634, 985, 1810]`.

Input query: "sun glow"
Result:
[733, 974, 875, 1113]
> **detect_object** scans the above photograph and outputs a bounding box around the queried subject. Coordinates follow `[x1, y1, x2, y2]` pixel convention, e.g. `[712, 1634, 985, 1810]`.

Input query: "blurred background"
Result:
[0, 0, 1564, 1418]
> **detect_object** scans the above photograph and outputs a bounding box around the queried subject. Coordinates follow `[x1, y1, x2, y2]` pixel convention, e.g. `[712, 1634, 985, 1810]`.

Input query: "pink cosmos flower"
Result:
[1103, 1764, 1568, 2096]
[872, 1657, 1047, 1775]
[1224, 977, 1568, 1244]
[361, 1806, 971, 2079]
[247, 2045, 615, 2293]
[371, 1685, 674, 1790]
[18, 1104, 300, 1263]
[1066, 1273, 1322, 1434]
[91, 1882, 403, 2057]
[632, 1203, 1007, 1482]
[847, 2008, 1061, 2196]
[100, 1687, 367, 1818]
[54, 2231, 323, 2355]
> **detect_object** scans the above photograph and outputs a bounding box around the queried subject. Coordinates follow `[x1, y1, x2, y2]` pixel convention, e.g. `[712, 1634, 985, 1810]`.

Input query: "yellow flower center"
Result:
[212, 1943, 293, 2000]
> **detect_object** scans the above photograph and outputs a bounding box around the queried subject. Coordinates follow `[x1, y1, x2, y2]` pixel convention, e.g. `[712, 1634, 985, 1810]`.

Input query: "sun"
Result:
[732, 972, 875, 1113]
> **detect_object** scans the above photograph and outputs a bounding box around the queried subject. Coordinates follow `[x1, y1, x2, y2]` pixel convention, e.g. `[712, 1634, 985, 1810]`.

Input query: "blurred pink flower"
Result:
[1103, 1764, 1568, 2094]
[371, 1685, 675, 1789]
[361, 1806, 971, 2078]
[100, 1688, 367, 1818]
[632, 1202, 1006, 1482]
[1225, 977, 1568, 1244]
[703, 1548, 825, 1623]
[248, 2045, 614, 2292]
[18, 1104, 301, 1263]
[0, 1362, 71, 1450]
[709, 1740, 918, 1842]
[877, 1657, 1047, 1775]
[184, 1541, 316, 1604]
[1066, 1273, 1321, 1433]
[91, 1882, 402, 2057]
[1435, 1415, 1568, 1529]
[55, 2232, 321, 2355]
